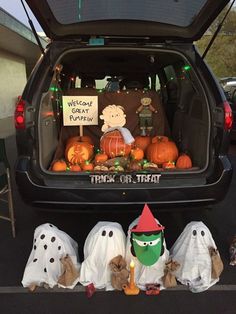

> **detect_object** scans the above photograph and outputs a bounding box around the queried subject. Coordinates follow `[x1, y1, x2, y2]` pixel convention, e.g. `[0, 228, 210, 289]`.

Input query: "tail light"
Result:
[15, 99, 26, 129]
[224, 101, 233, 131]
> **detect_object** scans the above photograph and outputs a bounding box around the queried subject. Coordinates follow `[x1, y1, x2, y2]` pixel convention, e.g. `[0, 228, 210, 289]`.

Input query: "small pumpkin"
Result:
[134, 136, 151, 152]
[146, 136, 178, 165]
[81, 161, 94, 171]
[95, 152, 109, 164]
[130, 147, 144, 161]
[176, 153, 192, 169]
[100, 130, 132, 158]
[69, 164, 82, 172]
[65, 141, 94, 164]
[51, 160, 67, 172]
[162, 161, 176, 169]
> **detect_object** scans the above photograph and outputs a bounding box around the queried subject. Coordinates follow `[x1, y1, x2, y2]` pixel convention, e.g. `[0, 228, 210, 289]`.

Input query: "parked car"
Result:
[14, 0, 233, 209]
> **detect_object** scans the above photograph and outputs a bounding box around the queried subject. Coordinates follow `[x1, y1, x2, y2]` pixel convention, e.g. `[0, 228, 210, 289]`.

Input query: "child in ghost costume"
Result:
[125, 204, 169, 290]
[79, 221, 126, 290]
[170, 221, 223, 293]
[22, 223, 80, 290]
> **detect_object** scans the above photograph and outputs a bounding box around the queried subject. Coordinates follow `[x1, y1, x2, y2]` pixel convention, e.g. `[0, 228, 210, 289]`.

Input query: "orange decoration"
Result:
[146, 137, 178, 165]
[100, 130, 132, 158]
[134, 136, 151, 152]
[95, 153, 109, 164]
[65, 142, 94, 164]
[130, 147, 144, 161]
[151, 135, 169, 144]
[66, 135, 93, 146]
[176, 153, 192, 169]
[69, 164, 82, 172]
[162, 161, 176, 169]
[81, 161, 94, 171]
[51, 160, 67, 172]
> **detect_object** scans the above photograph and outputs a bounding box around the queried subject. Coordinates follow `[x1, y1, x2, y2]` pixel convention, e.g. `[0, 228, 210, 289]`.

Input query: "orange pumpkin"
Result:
[81, 161, 94, 171]
[51, 160, 67, 172]
[80, 135, 94, 145]
[176, 153, 192, 169]
[69, 164, 82, 172]
[130, 147, 144, 161]
[95, 153, 108, 164]
[146, 137, 178, 165]
[65, 142, 94, 164]
[162, 161, 176, 169]
[134, 136, 151, 152]
[152, 135, 169, 144]
[100, 130, 132, 158]
[66, 135, 93, 147]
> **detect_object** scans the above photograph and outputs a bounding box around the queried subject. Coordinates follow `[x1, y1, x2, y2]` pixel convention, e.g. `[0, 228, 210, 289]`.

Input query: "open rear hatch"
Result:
[26, 0, 229, 41]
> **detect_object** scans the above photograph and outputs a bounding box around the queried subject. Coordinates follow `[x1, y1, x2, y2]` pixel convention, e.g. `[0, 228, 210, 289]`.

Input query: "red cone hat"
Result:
[130, 204, 164, 233]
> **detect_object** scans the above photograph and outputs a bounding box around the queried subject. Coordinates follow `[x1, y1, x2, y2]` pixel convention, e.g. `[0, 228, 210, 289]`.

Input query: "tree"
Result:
[196, 4, 236, 78]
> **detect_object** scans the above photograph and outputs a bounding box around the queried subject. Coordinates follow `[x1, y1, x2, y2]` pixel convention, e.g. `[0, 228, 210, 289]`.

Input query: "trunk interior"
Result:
[38, 47, 210, 176]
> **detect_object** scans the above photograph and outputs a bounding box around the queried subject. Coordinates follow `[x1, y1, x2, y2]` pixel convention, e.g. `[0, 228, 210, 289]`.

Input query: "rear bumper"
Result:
[15, 156, 233, 209]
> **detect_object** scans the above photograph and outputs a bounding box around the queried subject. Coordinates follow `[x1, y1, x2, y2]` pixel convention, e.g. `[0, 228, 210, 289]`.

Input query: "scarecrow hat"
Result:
[130, 204, 164, 233]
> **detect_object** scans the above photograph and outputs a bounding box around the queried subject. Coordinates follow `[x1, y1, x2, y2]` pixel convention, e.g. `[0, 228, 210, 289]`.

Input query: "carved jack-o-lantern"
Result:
[65, 142, 94, 164]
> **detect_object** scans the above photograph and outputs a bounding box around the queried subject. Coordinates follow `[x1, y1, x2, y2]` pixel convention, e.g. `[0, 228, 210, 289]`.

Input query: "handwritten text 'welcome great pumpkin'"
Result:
[62, 96, 98, 126]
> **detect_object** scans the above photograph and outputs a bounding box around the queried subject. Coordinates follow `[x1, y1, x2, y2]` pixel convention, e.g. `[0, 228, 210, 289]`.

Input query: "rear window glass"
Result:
[47, 0, 207, 27]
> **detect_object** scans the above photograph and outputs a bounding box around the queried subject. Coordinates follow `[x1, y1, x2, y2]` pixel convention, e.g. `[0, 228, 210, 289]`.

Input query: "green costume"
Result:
[130, 204, 165, 266]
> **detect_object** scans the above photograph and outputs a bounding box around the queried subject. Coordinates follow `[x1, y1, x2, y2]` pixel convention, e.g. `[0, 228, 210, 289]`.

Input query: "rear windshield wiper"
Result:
[202, 0, 235, 59]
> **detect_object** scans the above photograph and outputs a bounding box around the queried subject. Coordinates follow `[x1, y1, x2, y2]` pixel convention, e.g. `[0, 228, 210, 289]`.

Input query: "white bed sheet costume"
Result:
[170, 221, 221, 293]
[125, 205, 169, 290]
[79, 221, 126, 290]
[22, 223, 80, 289]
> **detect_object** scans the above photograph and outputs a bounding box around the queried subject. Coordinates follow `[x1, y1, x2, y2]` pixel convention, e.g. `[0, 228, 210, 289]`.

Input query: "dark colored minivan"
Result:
[15, 0, 233, 209]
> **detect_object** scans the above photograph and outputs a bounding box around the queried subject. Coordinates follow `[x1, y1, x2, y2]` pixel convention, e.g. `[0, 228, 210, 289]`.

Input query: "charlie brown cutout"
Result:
[100, 104, 134, 144]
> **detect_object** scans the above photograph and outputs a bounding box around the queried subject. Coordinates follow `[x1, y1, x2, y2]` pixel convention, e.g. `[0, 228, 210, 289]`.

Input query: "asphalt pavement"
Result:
[1, 126, 236, 313]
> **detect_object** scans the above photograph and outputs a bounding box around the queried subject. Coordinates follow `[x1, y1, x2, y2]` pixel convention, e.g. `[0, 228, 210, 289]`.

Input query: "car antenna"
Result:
[20, 0, 45, 55]
[202, 0, 235, 59]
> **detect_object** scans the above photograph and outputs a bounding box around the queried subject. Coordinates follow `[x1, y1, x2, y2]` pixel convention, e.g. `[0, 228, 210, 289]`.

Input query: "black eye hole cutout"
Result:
[192, 230, 197, 236]
[102, 230, 106, 236]
[201, 230, 205, 237]
[109, 231, 113, 237]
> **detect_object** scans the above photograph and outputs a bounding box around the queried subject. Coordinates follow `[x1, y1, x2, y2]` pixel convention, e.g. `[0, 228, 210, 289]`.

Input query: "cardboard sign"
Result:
[62, 96, 98, 126]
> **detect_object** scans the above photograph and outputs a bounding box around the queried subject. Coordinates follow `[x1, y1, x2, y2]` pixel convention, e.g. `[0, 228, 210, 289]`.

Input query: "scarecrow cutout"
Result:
[79, 221, 126, 290]
[125, 204, 169, 290]
[22, 223, 80, 290]
[170, 221, 224, 293]
[136, 97, 157, 136]
[100, 105, 134, 144]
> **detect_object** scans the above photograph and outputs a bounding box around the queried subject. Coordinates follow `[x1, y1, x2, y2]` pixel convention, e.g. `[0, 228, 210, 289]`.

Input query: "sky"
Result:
[0, 0, 43, 31]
